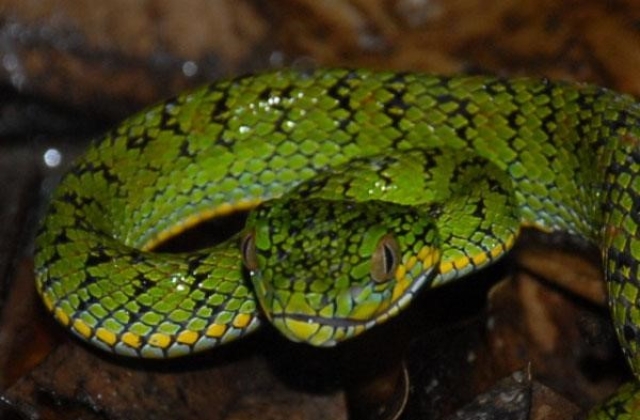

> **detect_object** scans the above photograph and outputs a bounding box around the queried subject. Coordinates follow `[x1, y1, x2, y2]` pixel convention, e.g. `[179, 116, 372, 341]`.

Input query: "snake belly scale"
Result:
[34, 69, 640, 417]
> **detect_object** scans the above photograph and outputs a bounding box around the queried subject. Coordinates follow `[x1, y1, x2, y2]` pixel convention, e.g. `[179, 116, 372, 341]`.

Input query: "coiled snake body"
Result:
[34, 69, 640, 417]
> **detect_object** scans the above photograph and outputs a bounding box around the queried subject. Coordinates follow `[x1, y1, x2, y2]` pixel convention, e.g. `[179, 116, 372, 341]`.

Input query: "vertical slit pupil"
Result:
[241, 232, 258, 270]
[383, 243, 395, 274]
[242, 235, 252, 259]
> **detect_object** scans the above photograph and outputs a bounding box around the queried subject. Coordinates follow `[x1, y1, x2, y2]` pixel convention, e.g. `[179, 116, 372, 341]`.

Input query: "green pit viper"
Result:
[34, 68, 640, 418]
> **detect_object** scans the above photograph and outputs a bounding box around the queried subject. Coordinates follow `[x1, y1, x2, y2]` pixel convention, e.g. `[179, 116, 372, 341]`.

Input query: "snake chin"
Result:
[270, 313, 375, 347]
[270, 302, 405, 346]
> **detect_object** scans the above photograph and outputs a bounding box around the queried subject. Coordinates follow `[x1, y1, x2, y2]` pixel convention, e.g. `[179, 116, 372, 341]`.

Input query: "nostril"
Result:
[320, 294, 331, 307]
[350, 286, 363, 300]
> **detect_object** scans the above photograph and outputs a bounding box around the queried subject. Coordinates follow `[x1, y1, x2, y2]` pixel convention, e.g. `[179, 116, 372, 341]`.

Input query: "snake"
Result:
[34, 68, 640, 417]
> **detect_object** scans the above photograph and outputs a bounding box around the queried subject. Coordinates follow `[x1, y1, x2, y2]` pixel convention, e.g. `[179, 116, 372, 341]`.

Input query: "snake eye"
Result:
[371, 234, 400, 283]
[241, 230, 259, 271]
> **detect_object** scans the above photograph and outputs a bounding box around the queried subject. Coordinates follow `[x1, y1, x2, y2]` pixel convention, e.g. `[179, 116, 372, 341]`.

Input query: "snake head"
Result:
[241, 198, 441, 346]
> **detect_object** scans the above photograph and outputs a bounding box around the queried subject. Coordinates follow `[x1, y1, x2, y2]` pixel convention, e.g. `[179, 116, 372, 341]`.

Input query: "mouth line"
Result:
[268, 268, 437, 331]
[272, 312, 371, 328]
